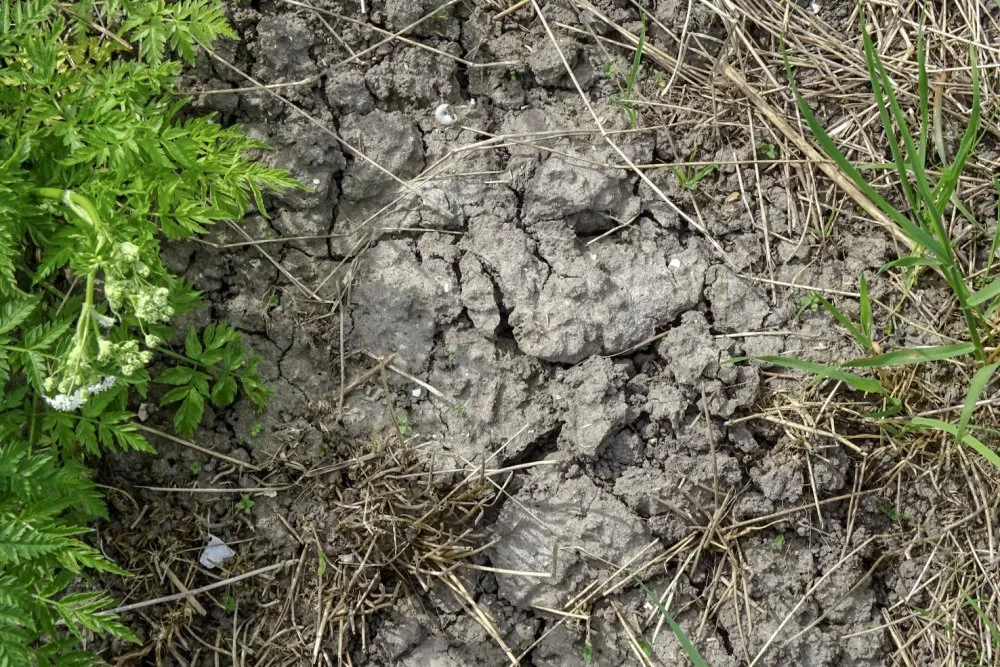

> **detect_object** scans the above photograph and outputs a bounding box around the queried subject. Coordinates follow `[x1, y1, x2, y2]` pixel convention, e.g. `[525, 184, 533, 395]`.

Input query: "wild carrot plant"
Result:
[0, 1, 298, 661]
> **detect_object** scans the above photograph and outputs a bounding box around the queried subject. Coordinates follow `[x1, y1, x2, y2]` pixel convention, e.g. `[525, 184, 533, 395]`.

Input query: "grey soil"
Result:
[94, 1, 958, 666]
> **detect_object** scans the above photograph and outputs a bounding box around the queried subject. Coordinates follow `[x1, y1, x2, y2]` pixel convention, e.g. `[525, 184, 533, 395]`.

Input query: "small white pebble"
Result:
[411, 387, 422, 399]
[312, 178, 320, 185]
[808, 0, 821, 13]
[669, 257, 681, 269]
[434, 103, 457, 126]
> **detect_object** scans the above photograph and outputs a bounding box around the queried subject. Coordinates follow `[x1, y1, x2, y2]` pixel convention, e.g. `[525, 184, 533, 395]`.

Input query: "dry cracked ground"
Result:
[96, 1, 1000, 666]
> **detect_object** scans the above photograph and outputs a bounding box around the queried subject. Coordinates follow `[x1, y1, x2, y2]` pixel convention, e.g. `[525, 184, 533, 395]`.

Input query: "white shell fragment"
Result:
[434, 103, 457, 126]
[668, 257, 681, 269]
[199, 534, 236, 569]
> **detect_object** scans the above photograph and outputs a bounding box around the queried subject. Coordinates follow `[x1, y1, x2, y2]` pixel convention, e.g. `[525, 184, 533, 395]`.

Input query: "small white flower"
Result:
[43, 376, 117, 412]
[145, 334, 162, 348]
[87, 376, 116, 394]
[43, 393, 87, 412]
[434, 103, 457, 126]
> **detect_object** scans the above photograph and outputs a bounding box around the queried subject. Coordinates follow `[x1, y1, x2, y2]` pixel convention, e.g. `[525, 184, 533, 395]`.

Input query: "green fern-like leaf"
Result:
[0, 519, 70, 566]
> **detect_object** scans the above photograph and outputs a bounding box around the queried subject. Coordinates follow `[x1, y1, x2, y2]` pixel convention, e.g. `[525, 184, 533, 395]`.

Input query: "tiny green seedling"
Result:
[222, 595, 238, 614]
[396, 412, 413, 436]
[637, 638, 654, 657]
[452, 403, 466, 415]
[581, 643, 594, 663]
[190, 461, 202, 476]
[795, 292, 823, 317]
[236, 494, 255, 515]
[250, 421, 263, 438]
[609, 13, 646, 128]
[773, 533, 786, 547]
[266, 295, 279, 310]
[602, 60, 615, 78]
[671, 162, 718, 192]
[759, 143, 778, 160]
[653, 70, 666, 89]
[317, 547, 328, 579]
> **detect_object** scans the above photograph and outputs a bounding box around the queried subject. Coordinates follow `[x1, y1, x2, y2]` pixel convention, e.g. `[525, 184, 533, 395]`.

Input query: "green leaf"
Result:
[173, 387, 205, 436]
[159, 385, 189, 406]
[957, 361, 1000, 441]
[964, 594, 1000, 648]
[210, 374, 237, 408]
[735, 355, 886, 395]
[0, 296, 37, 335]
[843, 343, 976, 368]
[223, 343, 245, 371]
[155, 366, 194, 386]
[783, 44, 945, 259]
[968, 276, 1000, 307]
[634, 577, 708, 667]
[908, 417, 1000, 471]
[811, 294, 865, 351]
[184, 326, 202, 359]
[878, 256, 937, 274]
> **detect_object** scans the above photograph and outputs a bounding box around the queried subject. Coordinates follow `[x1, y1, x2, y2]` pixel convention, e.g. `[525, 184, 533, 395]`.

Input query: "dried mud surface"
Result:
[94, 2, 963, 666]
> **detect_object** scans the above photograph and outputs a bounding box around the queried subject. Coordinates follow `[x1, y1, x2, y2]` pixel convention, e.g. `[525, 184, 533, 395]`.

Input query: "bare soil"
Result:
[94, 1, 1000, 665]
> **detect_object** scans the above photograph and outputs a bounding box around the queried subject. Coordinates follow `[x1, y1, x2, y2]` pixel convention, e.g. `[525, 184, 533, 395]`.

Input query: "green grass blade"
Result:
[988, 178, 1000, 272]
[783, 47, 944, 257]
[843, 342, 976, 368]
[738, 355, 886, 394]
[957, 361, 1000, 441]
[964, 594, 1000, 647]
[933, 47, 981, 213]
[634, 577, 709, 667]
[874, 40, 942, 232]
[968, 276, 1000, 307]
[916, 24, 929, 186]
[812, 294, 865, 350]
[624, 13, 646, 98]
[861, 25, 918, 214]
[909, 417, 1000, 470]
[878, 255, 937, 274]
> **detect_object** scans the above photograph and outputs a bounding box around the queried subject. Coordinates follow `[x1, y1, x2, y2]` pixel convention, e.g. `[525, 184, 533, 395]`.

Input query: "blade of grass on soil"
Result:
[731, 356, 886, 395]
[908, 417, 1000, 470]
[634, 577, 709, 667]
[957, 361, 1000, 441]
[842, 343, 976, 369]
[964, 594, 1000, 647]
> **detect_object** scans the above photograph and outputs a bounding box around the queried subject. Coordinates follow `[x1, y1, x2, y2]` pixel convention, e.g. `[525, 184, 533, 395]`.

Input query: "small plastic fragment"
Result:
[199, 534, 235, 569]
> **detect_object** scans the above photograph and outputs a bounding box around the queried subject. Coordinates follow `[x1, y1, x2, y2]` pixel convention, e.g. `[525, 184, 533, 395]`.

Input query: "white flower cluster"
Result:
[132, 286, 173, 323]
[43, 376, 116, 412]
[117, 340, 153, 375]
[105, 277, 125, 309]
[97, 339, 154, 375]
[116, 242, 140, 262]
